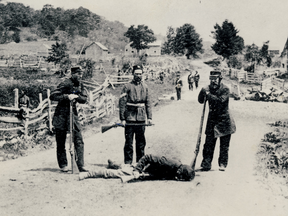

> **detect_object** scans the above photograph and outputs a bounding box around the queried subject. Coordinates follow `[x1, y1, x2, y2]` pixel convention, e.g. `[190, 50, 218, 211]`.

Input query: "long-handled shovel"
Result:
[69, 101, 79, 174]
[190, 98, 207, 170]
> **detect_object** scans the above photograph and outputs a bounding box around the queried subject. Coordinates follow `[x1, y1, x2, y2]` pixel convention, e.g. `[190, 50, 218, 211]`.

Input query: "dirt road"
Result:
[1, 60, 288, 216]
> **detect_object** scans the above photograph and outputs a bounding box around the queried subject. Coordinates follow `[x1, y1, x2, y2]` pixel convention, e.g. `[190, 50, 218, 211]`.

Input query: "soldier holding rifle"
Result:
[175, 72, 183, 100]
[79, 154, 195, 182]
[198, 71, 236, 172]
[50, 66, 88, 173]
[119, 65, 152, 164]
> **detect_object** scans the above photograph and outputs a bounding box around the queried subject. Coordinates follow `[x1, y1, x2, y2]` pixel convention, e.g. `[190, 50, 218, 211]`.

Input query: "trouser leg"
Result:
[135, 125, 146, 162]
[81, 168, 133, 180]
[124, 125, 134, 164]
[176, 88, 181, 100]
[218, 134, 231, 167]
[73, 127, 85, 169]
[201, 134, 217, 169]
[55, 129, 67, 168]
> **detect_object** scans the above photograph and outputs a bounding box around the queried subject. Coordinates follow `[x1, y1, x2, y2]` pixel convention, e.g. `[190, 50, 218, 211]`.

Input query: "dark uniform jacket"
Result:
[194, 73, 200, 82]
[134, 154, 182, 180]
[119, 80, 152, 122]
[175, 78, 183, 88]
[198, 83, 236, 138]
[188, 74, 194, 83]
[50, 78, 87, 131]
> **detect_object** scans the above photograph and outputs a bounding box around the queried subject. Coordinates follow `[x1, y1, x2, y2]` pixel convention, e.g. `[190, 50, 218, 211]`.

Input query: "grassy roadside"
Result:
[255, 120, 288, 197]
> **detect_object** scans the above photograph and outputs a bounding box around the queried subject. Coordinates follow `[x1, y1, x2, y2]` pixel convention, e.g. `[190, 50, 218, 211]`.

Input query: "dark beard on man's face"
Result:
[134, 77, 142, 82]
[71, 77, 80, 86]
[210, 82, 219, 90]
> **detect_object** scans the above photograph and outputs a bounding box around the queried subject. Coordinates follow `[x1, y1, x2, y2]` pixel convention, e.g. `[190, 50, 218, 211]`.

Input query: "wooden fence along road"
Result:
[0, 75, 132, 139]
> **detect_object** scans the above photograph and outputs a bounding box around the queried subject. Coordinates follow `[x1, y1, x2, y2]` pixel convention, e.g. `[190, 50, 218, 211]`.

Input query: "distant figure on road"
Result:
[187, 71, 194, 91]
[198, 71, 236, 172]
[79, 154, 195, 182]
[194, 71, 200, 89]
[175, 72, 183, 100]
[119, 65, 152, 164]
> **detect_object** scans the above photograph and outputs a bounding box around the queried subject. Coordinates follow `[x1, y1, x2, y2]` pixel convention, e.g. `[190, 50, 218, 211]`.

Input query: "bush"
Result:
[204, 58, 221, 68]
[227, 55, 243, 69]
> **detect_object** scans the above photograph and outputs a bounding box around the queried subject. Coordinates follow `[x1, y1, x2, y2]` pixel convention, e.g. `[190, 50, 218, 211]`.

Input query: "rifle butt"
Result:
[71, 152, 79, 174]
[101, 125, 114, 133]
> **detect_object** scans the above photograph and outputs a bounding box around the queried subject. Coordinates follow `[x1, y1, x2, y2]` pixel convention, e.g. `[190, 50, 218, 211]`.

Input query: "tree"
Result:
[244, 41, 272, 72]
[161, 26, 176, 55]
[259, 41, 272, 67]
[173, 23, 203, 59]
[211, 20, 244, 60]
[46, 42, 69, 67]
[124, 24, 156, 55]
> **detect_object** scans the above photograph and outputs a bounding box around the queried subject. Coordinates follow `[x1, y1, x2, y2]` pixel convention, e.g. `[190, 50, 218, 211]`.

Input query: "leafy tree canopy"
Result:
[211, 20, 244, 60]
[46, 41, 69, 66]
[124, 25, 156, 54]
[244, 41, 272, 68]
[161, 26, 176, 55]
[173, 23, 203, 59]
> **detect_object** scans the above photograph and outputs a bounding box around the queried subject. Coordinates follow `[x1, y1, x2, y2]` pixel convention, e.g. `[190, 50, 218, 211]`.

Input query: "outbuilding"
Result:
[83, 42, 109, 62]
[124, 41, 161, 57]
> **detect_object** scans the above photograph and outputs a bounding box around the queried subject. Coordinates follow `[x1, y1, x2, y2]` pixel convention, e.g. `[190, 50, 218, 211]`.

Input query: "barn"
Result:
[83, 42, 109, 62]
[124, 41, 161, 57]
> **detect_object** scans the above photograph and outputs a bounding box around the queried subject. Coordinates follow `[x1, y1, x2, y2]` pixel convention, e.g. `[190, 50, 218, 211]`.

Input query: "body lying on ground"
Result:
[79, 154, 195, 182]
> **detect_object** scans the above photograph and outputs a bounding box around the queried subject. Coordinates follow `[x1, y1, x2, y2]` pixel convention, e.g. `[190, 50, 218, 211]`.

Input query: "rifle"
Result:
[69, 101, 79, 174]
[101, 122, 154, 133]
[120, 164, 150, 183]
[190, 98, 207, 170]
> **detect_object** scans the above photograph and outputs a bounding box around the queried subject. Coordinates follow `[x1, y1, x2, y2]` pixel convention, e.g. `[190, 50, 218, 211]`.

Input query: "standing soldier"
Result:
[198, 71, 236, 171]
[119, 65, 152, 164]
[50, 66, 88, 172]
[194, 71, 200, 89]
[187, 71, 194, 91]
[175, 72, 183, 100]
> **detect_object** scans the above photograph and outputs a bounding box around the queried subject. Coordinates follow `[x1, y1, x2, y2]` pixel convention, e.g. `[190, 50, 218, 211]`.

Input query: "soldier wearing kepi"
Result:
[175, 72, 183, 100]
[119, 65, 152, 164]
[198, 71, 236, 171]
[50, 66, 88, 172]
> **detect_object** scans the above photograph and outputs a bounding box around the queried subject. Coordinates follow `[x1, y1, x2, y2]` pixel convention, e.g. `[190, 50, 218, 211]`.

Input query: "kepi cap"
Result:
[132, 65, 143, 73]
[71, 66, 83, 74]
[209, 71, 222, 80]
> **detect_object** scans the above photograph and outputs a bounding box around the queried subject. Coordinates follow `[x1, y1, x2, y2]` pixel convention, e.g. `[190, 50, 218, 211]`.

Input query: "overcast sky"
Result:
[11, 0, 288, 50]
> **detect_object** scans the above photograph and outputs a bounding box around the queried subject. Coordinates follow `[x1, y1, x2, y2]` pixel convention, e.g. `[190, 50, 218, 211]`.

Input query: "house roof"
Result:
[85, 42, 108, 51]
[126, 41, 162, 48]
[0, 41, 57, 56]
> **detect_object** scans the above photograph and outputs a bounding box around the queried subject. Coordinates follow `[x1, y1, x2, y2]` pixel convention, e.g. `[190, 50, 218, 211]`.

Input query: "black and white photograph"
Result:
[0, 0, 288, 215]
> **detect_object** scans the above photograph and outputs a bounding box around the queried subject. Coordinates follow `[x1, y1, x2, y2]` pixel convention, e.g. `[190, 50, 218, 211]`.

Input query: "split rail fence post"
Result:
[39, 93, 42, 103]
[14, 88, 19, 108]
[47, 89, 53, 132]
[24, 111, 29, 139]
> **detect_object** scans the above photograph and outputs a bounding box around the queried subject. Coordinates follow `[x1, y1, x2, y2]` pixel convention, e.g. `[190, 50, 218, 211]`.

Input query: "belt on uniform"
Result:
[126, 103, 145, 107]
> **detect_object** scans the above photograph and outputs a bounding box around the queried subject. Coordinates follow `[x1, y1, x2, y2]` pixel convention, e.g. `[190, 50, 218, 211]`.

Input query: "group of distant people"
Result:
[174, 69, 200, 101]
[19, 64, 236, 183]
